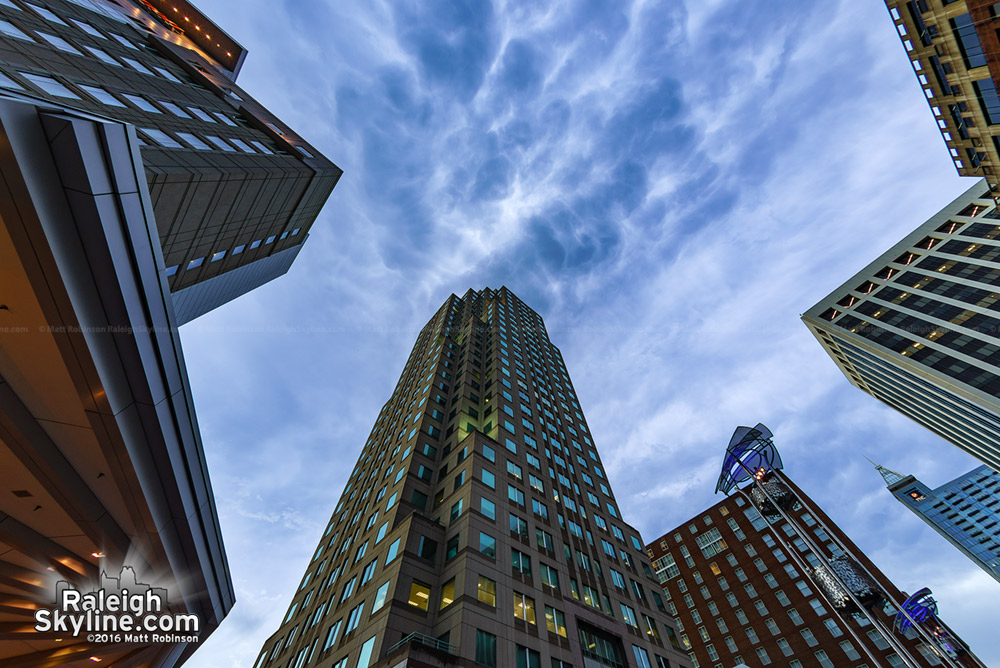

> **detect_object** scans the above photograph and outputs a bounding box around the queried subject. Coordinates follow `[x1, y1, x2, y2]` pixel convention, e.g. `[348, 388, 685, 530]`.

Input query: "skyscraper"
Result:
[874, 463, 1000, 584]
[254, 288, 691, 668]
[0, 0, 341, 324]
[802, 178, 1000, 472]
[647, 444, 981, 668]
[0, 0, 337, 665]
[884, 0, 1000, 188]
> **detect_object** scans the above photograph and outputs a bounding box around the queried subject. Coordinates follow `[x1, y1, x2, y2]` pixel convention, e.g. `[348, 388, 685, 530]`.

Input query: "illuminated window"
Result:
[407, 581, 430, 610]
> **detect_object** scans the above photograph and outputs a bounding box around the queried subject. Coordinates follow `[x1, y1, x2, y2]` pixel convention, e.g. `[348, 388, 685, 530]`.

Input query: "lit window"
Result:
[186, 257, 204, 269]
[407, 581, 430, 610]
[477, 575, 496, 606]
[211, 250, 226, 262]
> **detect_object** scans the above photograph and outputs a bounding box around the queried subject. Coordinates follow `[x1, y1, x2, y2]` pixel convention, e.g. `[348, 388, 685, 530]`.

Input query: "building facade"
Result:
[254, 287, 692, 668]
[875, 463, 1000, 584]
[0, 1, 337, 665]
[646, 475, 976, 668]
[885, 0, 1000, 188]
[0, 0, 341, 323]
[802, 178, 1000, 472]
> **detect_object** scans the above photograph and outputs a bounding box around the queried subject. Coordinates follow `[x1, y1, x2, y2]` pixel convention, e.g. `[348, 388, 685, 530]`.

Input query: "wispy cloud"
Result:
[180, 0, 997, 665]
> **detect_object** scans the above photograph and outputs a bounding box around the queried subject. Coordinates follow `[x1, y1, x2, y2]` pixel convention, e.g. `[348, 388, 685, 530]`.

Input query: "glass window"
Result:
[0, 19, 32, 40]
[480, 497, 496, 520]
[84, 45, 118, 65]
[358, 634, 377, 668]
[21, 72, 78, 98]
[440, 578, 455, 609]
[478, 532, 496, 558]
[187, 106, 216, 123]
[513, 592, 536, 623]
[123, 94, 159, 112]
[407, 581, 430, 610]
[475, 629, 496, 667]
[38, 32, 79, 53]
[78, 84, 123, 106]
[477, 575, 496, 606]
[372, 580, 390, 612]
[205, 135, 237, 152]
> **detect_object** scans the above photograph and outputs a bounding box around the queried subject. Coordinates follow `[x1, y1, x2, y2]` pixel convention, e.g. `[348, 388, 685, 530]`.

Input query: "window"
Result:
[479, 532, 496, 558]
[621, 604, 638, 627]
[21, 72, 79, 98]
[536, 529, 554, 550]
[800, 628, 818, 647]
[788, 608, 803, 625]
[79, 84, 124, 106]
[540, 563, 559, 590]
[756, 647, 772, 665]
[206, 135, 237, 152]
[481, 469, 495, 488]
[450, 499, 463, 521]
[446, 534, 459, 560]
[344, 602, 365, 634]
[532, 498, 548, 518]
[745, 626, 759, 643]
[823, 618, 842, 637]
[407, 581, 430, 610]
[323, 619, 343, 650]
[814, 650, 834, 668]
[632, 645, 652, 668]
[475, 629, 496, 667]
[514, 592, 536, 623]
[356, 635, 377, 667]
[777, 637, 792, 656]
[510, 513, 528, 538]
[545, 605, 567, 636]
[480, 497, 496, 520]
[477, 576, 496, 606]
[384, 538, 401, 565]
[515, 645, 541, 668]
[840, 640, 861, 660]
[512, 549, 532, 576]
[372, 580, 390, 612]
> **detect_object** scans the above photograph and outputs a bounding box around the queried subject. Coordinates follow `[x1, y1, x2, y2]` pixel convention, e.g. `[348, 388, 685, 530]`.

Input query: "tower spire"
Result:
[866, 457, 908, 487]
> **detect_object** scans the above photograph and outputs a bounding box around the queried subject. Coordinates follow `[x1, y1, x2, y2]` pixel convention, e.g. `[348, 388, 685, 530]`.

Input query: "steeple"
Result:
[867, 457, 909, 487]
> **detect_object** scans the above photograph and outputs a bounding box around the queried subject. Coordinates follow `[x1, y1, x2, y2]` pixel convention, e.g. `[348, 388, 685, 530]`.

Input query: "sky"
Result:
[172, 0, 997, 665]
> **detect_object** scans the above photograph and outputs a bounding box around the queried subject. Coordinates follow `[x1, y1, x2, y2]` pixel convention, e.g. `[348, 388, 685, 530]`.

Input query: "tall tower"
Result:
[0, 0, 341, 324]
[254, 288, 692, 668]
[802, 178, 1000, 472]
[874, 463, 1000, 584]
[0, 0, 337, 665]
[883, 0, 1000, 189]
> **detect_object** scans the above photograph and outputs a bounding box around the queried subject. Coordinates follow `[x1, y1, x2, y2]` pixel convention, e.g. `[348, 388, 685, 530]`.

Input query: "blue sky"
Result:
[177, 0, 997, 665]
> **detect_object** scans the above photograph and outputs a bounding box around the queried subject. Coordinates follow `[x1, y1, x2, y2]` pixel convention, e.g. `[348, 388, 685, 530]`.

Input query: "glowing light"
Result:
[91, 551, 105, 559]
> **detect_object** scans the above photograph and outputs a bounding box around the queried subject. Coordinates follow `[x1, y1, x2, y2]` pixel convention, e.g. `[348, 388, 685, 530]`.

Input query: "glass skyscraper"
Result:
[875, 463, 1000, 584]
[803, 178, 1000, 472]
[254, 287, 691, 668]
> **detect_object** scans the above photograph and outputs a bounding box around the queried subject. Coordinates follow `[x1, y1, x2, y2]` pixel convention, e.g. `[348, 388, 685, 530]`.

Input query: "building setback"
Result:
[646, 475, 976, 668]
[254, 287, 692, 668]
[884, 0, 1000, 188]
[0, 0, 341, 323]
[802, 178, 1000, 472]
[0, 0, 338, 665]
[875, 463, 1000, 584]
